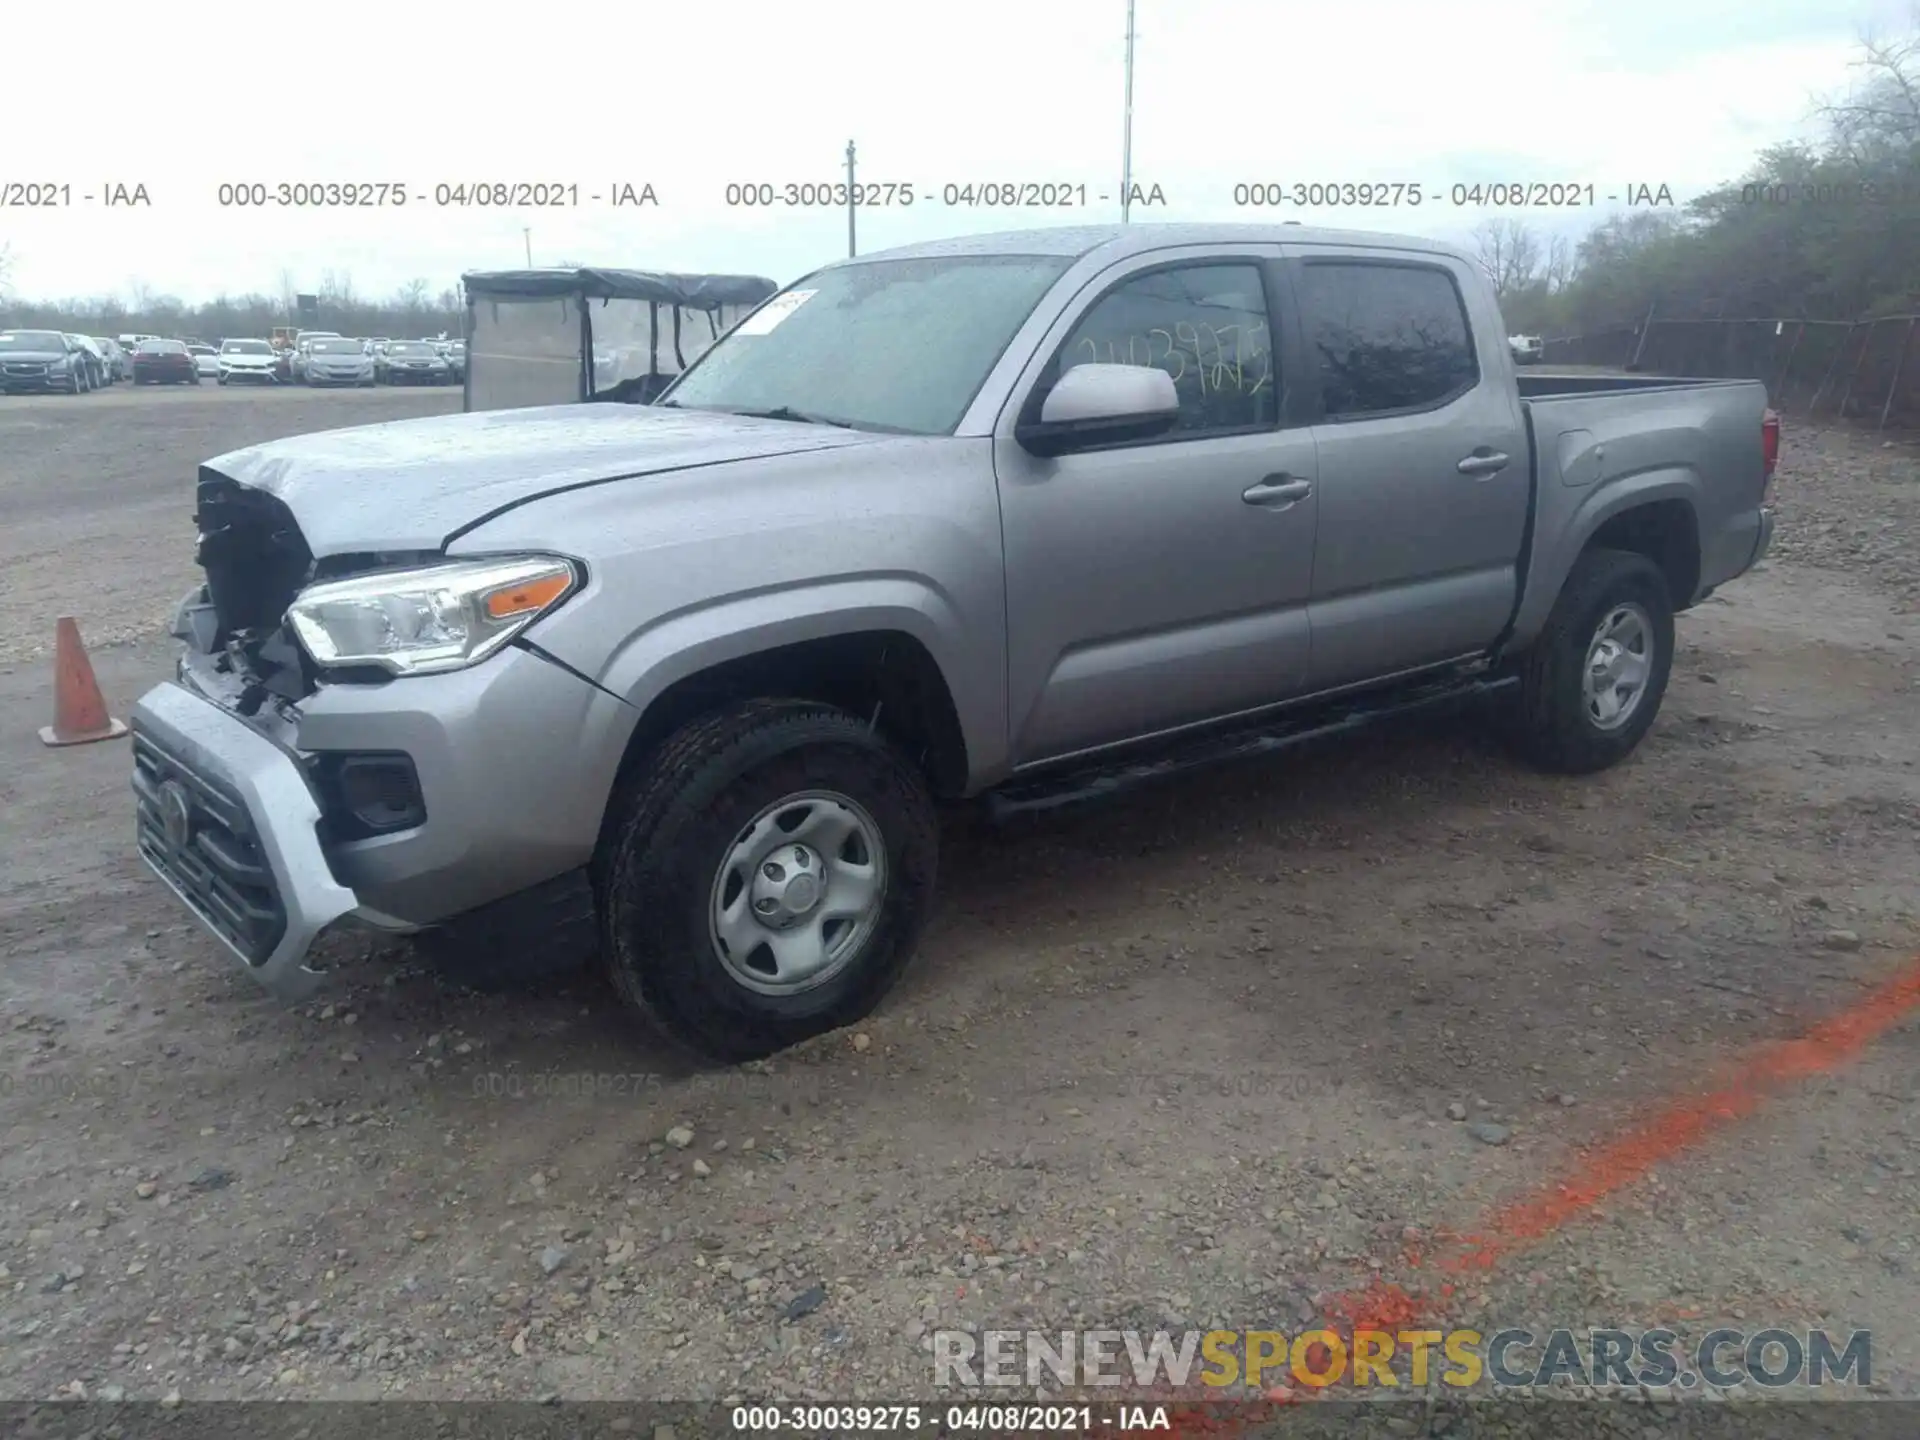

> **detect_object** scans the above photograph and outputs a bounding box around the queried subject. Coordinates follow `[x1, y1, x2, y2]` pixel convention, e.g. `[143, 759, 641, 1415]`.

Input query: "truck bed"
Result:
[1510, 375, 1772, 644]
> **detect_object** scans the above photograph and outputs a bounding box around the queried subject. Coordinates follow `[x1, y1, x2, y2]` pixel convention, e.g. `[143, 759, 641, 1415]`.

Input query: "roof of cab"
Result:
[838, 221, 1472, 268]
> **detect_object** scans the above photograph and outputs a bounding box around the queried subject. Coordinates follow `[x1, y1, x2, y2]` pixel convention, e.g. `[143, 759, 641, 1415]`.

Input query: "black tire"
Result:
[1505, 547, 1674, 774]
[597, 698, 939, 1062]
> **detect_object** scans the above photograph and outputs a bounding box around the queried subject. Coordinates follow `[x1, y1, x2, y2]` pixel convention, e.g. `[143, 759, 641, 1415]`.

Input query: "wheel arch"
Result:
[1511, 477, 1702, 650]
[590, 620, 975, 864]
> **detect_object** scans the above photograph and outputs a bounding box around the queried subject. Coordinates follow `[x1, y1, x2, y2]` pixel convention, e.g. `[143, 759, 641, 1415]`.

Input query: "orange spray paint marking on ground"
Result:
[1440, 950, 1920, 1273]
[1148, 953, 1920, 1440]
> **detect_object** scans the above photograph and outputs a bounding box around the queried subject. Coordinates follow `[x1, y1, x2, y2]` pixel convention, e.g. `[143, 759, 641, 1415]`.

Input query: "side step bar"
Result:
[984, 673, 1519, 821]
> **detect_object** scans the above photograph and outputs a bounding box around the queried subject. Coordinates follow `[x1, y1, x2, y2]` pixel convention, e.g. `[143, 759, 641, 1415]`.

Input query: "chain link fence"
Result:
[1541, 314, 1920, 429]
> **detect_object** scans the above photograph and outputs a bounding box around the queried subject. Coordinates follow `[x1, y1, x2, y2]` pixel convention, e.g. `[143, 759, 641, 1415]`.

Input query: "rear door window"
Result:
[1294, 262, 1479, 419]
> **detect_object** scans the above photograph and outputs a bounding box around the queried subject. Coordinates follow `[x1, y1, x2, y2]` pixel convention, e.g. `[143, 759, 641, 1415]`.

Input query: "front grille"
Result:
[132, 728, 287, 965]
[3, 363, 47, 376]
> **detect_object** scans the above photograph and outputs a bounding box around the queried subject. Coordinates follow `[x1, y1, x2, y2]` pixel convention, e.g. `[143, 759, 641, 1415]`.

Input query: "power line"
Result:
[1121, 0, 1136, 223]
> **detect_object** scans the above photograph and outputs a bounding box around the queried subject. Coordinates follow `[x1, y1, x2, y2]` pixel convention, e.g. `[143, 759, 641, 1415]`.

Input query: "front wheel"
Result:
[597, 699, 939, 1062]
[1504, 547, 1674, 774]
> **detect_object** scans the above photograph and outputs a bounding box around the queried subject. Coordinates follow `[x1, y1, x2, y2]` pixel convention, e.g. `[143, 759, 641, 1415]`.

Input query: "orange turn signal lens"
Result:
[482, 570, 571, 620]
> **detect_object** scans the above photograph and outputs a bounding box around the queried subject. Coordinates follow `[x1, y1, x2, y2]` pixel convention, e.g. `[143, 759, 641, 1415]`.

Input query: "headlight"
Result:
[285, 556, 581, 676]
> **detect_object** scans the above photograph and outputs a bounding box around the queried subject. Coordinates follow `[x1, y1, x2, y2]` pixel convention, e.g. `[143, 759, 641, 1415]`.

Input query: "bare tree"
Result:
[1821, 19, 1920, 158]
[319, 270, 356, 307]
[1471, 218, 1543, 299]
[1542, 234, 1578, 293]
[397, 278, 430, 311]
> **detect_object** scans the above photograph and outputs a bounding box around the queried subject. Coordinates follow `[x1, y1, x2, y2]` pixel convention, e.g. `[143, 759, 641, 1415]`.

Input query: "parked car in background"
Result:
[117, 333, 159, 351]
[443, 340, 466, 380]
[217, 338, 280, 385]
[289, 331, 342, 382]
[303, 337, 376, 387]
[131, 337, 199, 385]
[375, 339, 453, 385]
[65, 335, 110, 389]
[1509, 334, 1544, 365]
[0, 329, 95, 393]
[94, 338, 132, 382]
[188, 344, 221, 379]
[368, 337, 392, 354]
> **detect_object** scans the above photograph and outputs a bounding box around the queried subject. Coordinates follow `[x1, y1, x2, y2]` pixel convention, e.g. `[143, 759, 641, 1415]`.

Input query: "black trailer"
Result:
[459, 266, 778, 412]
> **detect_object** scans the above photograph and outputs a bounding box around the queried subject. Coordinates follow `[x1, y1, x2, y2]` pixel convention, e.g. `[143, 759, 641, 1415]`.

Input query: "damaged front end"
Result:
[179, 471, 319, 711]
[177, 470, 445, 714]
[134, 470, 444, 999]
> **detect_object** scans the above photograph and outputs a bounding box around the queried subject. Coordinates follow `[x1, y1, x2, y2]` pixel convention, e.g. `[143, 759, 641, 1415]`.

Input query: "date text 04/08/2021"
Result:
[721, 181, 1170, 208]
[209, 182, 659, 208]
[1228, 181, 1678, 208]
[727, 1403, 1174, 1432]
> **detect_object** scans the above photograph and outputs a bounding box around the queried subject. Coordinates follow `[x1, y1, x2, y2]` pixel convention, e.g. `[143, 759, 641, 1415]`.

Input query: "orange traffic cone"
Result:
[38, 617, 128, 747]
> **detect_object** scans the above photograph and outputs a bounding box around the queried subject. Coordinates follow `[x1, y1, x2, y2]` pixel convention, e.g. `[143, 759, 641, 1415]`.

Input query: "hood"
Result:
[0, 346, 70, 364]
[308, 351, 370, 366]
[387, 353, 444, 366]
[202, 402, 881, 555]
[222, 352, 276, 365]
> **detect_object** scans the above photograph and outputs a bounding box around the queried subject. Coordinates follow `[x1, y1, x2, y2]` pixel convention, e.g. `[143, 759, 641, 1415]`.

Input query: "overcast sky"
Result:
[1, 0, 1906, 305]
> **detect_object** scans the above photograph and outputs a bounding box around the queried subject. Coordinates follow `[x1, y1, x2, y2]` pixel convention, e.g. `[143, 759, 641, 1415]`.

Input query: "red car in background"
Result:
[131, 338, 200, 385]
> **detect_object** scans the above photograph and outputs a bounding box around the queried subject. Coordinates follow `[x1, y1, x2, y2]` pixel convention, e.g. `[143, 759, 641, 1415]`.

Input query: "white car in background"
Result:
[1508, 334, 1545, 365]
[217, 338, 280, 385]
[188, 344, 221, 379]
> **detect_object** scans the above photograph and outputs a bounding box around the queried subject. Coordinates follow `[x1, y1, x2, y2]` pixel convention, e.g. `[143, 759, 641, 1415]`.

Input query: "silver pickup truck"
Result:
[130, 223, 1779, 1061]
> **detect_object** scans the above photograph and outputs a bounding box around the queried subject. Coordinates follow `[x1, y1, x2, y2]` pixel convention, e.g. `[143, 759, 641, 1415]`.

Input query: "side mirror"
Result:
[1016, 363, 1180, 457]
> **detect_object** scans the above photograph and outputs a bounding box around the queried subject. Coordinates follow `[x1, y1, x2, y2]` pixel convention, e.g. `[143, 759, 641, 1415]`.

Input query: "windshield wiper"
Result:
[721, 405, 857, 430]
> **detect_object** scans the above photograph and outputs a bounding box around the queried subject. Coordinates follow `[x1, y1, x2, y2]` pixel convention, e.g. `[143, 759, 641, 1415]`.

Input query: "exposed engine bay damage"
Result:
[188, 470, 442, 711]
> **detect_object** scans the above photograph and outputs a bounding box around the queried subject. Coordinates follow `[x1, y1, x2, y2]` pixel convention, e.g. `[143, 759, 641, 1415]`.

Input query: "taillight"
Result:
[1761, 408, 1780, 495]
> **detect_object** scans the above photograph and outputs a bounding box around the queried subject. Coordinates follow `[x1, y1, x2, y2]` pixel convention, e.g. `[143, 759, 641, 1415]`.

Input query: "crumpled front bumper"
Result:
[130, 681, 358, 1001]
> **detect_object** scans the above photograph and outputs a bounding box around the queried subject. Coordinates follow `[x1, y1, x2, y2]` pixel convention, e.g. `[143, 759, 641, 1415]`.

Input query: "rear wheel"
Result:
[597, 699, 939, 1062]
[1505, 548, 1674, 774]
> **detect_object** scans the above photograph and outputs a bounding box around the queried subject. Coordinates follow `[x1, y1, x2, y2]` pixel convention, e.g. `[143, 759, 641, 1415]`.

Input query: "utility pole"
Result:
[1121, 0, 1136, 223]
[846, 141, 858, 258]
[523, 228, 532, 266]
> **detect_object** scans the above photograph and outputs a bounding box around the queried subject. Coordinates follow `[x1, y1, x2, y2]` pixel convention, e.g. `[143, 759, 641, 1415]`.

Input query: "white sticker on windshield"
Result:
[734, 289, 816, 336]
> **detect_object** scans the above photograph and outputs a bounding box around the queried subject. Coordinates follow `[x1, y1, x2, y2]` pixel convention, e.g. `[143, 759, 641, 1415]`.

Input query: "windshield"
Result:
[310, 340, 362, 354]
[388, 342, 436, 357]
[222, 339, 271, 354]
[0, 331, 65, 352]
[664, 255, 1073, 434]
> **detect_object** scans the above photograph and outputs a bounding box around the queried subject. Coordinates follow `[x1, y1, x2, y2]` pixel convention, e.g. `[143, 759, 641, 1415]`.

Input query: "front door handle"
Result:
[1243, 475, 1313, 507]
[1457, 449, 1511, 477]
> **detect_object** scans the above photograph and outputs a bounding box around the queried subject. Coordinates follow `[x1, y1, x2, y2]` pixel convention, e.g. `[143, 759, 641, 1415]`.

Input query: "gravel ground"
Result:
[0, 387, 1916, 1428]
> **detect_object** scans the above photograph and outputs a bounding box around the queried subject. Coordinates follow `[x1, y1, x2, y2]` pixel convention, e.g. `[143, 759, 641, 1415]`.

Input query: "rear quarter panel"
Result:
[1512, 380, 1769, 648]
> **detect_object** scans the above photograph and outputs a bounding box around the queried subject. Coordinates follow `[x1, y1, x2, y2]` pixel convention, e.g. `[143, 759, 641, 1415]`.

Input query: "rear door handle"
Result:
[1243, 475, 1313, 507]
[1457, 449, 1511, 477]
